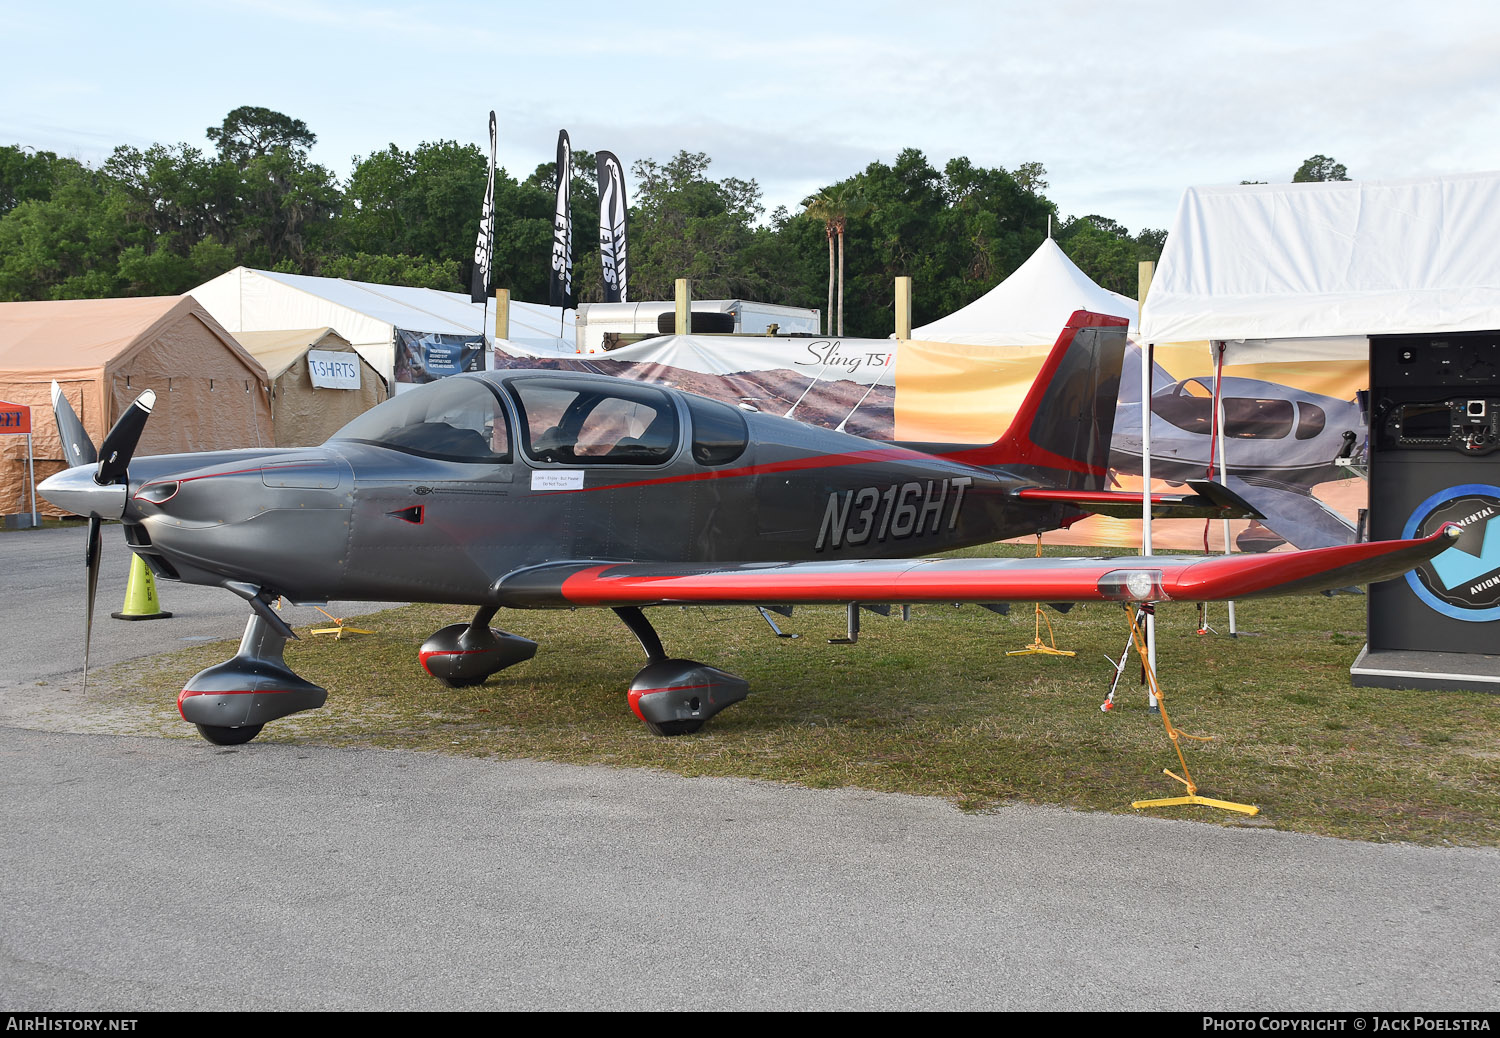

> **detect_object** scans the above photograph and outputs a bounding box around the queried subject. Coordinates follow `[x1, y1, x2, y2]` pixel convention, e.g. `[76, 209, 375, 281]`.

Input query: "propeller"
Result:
[49, 381, 97, 468]
[49, 383, 157, 692]
[96, 390, 155, 486]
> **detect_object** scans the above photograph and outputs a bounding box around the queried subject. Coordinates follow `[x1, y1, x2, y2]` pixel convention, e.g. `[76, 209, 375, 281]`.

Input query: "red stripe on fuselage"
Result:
[537, 445, 953, 494]
[137, 462, 324, 499]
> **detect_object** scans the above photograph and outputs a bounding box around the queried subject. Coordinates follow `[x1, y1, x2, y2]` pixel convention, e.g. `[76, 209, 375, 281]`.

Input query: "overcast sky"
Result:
[5, 0, 1499, 236]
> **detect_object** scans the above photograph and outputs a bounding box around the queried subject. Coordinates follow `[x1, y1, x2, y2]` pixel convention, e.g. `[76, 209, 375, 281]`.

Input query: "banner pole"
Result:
[1142, 340, 1157, 706]
[27, 430, 37, 526]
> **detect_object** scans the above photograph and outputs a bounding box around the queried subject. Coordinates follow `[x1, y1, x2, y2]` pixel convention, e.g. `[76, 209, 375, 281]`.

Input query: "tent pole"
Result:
[1142, 340, 1157, 707]
[1213, 340, 1237, 635]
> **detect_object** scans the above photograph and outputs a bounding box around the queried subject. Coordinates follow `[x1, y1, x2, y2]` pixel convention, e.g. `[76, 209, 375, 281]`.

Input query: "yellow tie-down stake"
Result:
[1006, 535, 1076, 658]
[307, 605, 374, 640]
[1123, 605, 1259, 817]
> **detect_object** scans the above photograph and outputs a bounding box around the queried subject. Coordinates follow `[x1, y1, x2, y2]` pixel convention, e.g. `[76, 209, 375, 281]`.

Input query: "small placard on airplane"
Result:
[306, 350, 362, 390]
[531, 470, 585, 491]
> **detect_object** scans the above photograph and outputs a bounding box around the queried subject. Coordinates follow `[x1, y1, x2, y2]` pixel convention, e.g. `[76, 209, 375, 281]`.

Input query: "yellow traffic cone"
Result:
[112, 554, 173, 621]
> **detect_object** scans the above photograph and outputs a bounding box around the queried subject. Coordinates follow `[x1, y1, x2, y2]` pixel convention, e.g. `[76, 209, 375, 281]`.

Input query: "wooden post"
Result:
[1137, 261, 1155, 306]
[894, 276, 913, 339]
[675, 278, 691, 335]
[494, 288, 510, 341]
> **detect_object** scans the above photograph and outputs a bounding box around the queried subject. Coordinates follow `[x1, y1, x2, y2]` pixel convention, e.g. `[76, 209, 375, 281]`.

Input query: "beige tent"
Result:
[233, 328, 385, 447]
[0, 296, 273, 517]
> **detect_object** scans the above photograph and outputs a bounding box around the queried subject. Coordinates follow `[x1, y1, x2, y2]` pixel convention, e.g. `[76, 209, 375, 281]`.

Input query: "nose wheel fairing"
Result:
[178, 613, 327, 742]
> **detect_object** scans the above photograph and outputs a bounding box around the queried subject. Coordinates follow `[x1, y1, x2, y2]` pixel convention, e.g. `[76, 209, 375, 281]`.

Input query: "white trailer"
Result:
[575, 300, 821, 353]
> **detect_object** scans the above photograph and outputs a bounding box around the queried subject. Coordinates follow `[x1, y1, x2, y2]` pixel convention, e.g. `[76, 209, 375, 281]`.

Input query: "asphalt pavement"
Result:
[0, 522, 399, 687]
[2, 525, 1498, 1011]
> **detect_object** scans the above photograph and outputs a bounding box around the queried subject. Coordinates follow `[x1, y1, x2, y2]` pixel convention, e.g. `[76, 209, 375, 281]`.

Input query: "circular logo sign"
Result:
[1402, 483, 1500, 622]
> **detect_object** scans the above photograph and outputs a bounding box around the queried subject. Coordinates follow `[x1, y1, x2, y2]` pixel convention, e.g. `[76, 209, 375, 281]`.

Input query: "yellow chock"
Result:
[1007, 534, 1075, 657]
[1005, 603, 1076, 657]
[308, 605, 373, 640]
[111, 554, 173, 621]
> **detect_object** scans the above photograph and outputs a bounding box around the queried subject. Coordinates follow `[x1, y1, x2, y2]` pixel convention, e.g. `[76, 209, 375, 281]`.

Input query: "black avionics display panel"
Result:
[1359, 331, 1500, 690]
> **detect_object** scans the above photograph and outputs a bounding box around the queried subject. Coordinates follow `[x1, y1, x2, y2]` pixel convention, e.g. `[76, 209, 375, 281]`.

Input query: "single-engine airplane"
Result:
[40, 312, 1458, 745]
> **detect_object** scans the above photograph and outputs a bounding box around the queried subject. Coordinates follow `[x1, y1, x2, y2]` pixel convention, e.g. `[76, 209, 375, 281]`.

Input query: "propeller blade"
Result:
[84, 515, 101, 695]
[96, 389, 156, 486]
[49, 380, 97, 468]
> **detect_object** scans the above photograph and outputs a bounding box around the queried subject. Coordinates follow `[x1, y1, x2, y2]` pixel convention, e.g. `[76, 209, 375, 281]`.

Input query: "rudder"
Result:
[931, 310, 1129, 490]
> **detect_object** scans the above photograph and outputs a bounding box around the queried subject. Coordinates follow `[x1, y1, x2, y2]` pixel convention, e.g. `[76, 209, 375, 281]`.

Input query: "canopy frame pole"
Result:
[1142, 340, 1157, 706]
[1211, 340, 1237, 636]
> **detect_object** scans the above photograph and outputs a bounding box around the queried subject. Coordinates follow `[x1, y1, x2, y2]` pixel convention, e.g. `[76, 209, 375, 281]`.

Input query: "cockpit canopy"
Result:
[329, 373, 750, 468]
[330, 377, 510, 462]
[508, 377, 678, 465]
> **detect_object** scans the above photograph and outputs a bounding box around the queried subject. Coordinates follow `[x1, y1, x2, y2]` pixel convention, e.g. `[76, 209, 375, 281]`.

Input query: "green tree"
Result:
[802, 182, 868, 336]
[207, 106, 317, 167]
[318, 252, 464, 291]
[1056, 215, 1167, 298]
[801, 191, 839, 334]
[234, 148, 340, 270]
[0, 161, 134, 300]
[343, 140, 489, 263]
[102, 143, 243, 292]
[1293, 154, 1350, 182]
[1013, 161, 1048, 195]
[0, 145, 68, 217]
[625, 151, 768, 301]
[1058, 215, 1137, 296]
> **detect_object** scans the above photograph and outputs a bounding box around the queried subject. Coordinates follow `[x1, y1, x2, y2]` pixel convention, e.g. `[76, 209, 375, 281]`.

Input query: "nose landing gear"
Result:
[178, 611, 327, 745]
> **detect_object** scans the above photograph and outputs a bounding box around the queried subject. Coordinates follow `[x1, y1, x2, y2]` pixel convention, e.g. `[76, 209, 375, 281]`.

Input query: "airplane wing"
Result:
[496, 526, 1458, 609]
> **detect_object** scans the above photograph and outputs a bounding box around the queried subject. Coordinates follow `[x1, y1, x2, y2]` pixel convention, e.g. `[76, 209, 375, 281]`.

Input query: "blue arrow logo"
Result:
[1431, 521, 1500, 589]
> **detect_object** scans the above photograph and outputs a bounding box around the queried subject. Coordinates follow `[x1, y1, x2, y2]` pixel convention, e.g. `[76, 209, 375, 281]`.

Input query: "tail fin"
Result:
[929, 311, 1129, 490]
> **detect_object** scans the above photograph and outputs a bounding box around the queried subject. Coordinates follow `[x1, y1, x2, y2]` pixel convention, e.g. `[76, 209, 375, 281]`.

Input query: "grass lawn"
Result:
[93, 542, 1500, 847]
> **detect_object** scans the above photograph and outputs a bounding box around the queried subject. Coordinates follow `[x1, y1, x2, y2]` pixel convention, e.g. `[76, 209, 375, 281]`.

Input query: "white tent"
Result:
[191, 267, 576, 384]
[910, 237, 1138, 345]
[1140, 171, 1500, 343]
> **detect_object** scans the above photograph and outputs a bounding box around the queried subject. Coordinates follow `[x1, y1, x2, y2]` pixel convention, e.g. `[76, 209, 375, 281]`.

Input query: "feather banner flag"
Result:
[548, 129, 573, 308]
[596, 151, 629, 303]
[470, 110, 497, 304]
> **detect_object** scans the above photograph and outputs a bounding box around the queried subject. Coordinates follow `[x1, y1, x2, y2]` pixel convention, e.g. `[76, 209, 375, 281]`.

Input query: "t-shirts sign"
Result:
[306, 351, 362, 390]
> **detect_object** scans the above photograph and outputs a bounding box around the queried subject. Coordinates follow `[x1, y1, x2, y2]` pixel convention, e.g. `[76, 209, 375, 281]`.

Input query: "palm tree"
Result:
[803, 183, 868, 336]
[802, 191, 837, 335]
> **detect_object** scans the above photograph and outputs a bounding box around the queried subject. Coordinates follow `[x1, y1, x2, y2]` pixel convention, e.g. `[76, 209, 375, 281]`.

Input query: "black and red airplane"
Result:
[39, 312, 1458, 744]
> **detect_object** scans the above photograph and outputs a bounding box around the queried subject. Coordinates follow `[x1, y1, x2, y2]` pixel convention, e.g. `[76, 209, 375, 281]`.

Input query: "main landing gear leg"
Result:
[178, 611, 327, 745]
[419, 606, 538, 688]
[613, 606, 749, 737]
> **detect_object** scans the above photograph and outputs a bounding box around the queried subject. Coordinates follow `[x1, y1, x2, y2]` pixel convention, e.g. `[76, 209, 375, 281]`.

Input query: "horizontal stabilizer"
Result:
[1014, 478, 1264, 520]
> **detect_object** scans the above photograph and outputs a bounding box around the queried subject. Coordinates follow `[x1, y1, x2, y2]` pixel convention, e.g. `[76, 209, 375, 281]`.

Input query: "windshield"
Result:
[329, 377, 510, 462]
